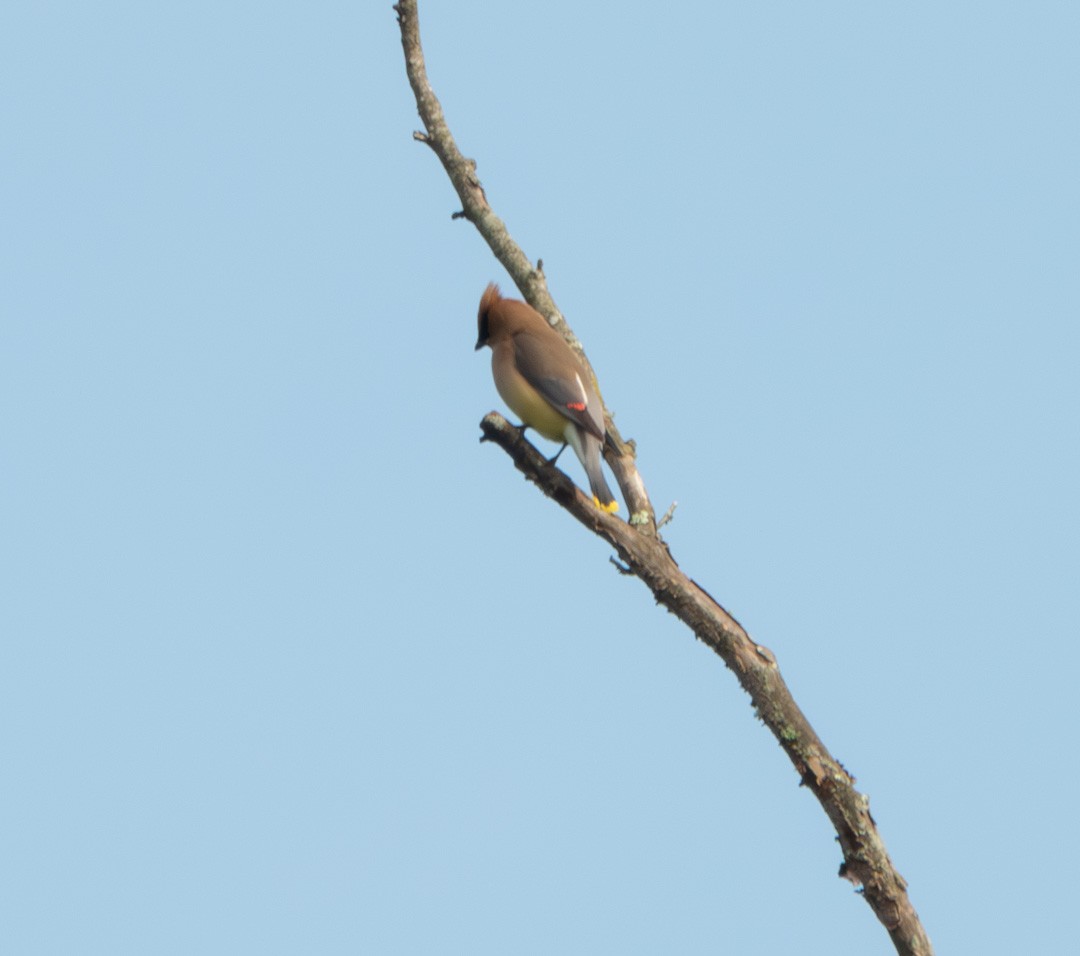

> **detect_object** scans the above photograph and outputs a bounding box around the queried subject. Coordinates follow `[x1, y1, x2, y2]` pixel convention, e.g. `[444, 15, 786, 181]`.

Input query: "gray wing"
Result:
[512, 330, 605, 441]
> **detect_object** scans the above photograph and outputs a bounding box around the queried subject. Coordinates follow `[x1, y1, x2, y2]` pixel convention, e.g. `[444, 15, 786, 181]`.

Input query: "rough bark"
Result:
[394, 3, 933, 954]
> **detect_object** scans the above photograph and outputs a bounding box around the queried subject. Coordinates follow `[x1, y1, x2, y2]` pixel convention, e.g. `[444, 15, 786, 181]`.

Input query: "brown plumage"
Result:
[475, 283, 618, 512]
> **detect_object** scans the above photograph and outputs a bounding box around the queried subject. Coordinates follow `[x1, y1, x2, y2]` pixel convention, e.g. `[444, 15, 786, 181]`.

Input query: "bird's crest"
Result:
[478, 282, 502, 319]
[476, 282, 503, 347]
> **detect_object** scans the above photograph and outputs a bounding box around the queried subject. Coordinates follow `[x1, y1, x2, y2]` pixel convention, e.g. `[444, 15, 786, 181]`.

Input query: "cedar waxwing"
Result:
[475, 283, 619, 513]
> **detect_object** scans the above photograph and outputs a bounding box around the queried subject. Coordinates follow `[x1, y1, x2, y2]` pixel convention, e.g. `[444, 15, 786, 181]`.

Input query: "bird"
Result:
[475, 282, 619, 513]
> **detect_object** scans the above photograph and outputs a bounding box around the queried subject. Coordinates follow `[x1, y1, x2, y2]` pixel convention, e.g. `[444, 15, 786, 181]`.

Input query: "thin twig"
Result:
[657, 501, 678, 530]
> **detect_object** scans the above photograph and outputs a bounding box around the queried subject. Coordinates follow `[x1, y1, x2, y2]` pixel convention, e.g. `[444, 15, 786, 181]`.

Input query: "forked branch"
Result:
[394, 0, 654, 531]
[395, 3, 932, 953]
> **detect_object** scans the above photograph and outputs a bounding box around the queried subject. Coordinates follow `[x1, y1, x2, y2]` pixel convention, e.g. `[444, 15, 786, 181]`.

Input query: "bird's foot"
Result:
[547, 442, 568, 466]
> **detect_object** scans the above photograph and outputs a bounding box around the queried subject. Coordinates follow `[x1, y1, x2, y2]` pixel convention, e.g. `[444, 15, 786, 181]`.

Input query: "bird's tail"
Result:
[576, 430, 619, 514]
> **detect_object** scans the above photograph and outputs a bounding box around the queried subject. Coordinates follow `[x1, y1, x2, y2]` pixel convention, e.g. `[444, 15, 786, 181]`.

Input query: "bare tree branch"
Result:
[394, 0, 655, 533]
[395, 3, 933, 954]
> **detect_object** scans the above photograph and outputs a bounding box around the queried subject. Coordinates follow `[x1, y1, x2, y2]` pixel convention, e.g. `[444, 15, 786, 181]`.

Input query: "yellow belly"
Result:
[493, 353, 569, 442]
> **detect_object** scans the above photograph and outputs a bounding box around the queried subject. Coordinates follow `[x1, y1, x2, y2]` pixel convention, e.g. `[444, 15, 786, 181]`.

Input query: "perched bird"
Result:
[475, 283, 619, 513]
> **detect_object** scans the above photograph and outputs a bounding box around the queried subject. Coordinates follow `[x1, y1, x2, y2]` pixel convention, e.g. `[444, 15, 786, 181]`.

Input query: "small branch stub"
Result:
[657, 500, 678, 529]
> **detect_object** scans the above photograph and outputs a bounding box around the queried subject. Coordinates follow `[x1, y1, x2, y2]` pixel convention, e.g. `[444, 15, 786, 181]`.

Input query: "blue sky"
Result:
[3, 2, 1077, 953]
